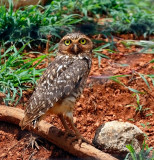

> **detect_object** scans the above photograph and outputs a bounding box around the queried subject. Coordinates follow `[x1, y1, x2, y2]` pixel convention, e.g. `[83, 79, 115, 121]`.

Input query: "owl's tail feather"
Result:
[19, 115, 39, 130]
[19, 115, 30, 130]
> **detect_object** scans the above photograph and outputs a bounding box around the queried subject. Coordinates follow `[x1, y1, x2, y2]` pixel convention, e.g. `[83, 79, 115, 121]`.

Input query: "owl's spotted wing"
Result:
[20, 56, 90, 129]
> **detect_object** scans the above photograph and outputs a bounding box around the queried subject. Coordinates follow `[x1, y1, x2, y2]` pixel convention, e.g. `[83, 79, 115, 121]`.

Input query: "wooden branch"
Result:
[0, 105, 118, 160]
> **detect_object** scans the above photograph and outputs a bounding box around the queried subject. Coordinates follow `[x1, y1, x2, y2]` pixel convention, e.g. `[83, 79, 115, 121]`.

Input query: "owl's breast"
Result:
[42, 82, 84, 118]
[44, 96, 75, 118]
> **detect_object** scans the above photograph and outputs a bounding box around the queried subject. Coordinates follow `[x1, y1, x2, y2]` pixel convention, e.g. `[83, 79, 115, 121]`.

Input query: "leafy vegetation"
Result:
[0, 0, 153, 47]
[106, 11, 154, 37]
[102, 0, 154, 38]
[125, 94, 149, 113]
[125, 141, 154, 160]
[0, 44, 46, 105]
[0, 0, 83, 46]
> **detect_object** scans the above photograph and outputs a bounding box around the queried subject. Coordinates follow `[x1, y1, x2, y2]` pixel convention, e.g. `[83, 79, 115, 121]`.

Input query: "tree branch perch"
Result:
[0, 105, 118, 160]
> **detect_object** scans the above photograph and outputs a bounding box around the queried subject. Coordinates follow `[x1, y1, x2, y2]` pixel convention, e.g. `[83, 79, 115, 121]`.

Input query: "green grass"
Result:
[106, 12, 154, 37]
[0, 44, 46, 105]
[125, 141, 154, 160]
[0, 0, 83, 46]
[0, 0, 153, 48]
[125, 94, 150, 113]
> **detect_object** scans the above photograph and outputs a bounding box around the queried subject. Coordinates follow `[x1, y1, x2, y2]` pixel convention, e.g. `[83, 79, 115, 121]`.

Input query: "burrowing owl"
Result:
[20, 32, 93, 143]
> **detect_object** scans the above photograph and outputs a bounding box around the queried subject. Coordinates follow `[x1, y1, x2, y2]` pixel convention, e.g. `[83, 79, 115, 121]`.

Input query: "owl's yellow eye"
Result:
[79, 38, 86, 45]
[64, 39, 71, 46]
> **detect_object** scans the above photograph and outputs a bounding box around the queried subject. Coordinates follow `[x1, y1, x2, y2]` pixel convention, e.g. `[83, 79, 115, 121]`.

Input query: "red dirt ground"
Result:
[0, 35, 154, 159]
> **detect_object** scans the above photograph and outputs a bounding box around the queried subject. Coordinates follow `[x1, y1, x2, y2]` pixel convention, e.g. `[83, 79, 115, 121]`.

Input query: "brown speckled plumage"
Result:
[20, 33, 93, 142]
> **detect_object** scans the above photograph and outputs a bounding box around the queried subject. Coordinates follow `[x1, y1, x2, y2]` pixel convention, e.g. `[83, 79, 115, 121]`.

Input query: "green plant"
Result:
[75, 0, 128, 17]
[140, 122, 151, 129]
[92, 44, 110, 67]
[0, 0, 83, 46]
[0, 45, 46, 105]
[121, 40, 154, 54]
[135, 94, 144, 112]
[125, 94, 150, 113]
[109, 75, 143, 94]
[105, 11, 154, 37]
[101, 0, 154, 38]
[125, 141, 154, 160]
[1, 0, 153, 48]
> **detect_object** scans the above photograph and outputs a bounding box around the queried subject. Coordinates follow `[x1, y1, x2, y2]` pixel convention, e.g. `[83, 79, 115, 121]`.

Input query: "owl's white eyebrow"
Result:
[65, 39, 71, 41]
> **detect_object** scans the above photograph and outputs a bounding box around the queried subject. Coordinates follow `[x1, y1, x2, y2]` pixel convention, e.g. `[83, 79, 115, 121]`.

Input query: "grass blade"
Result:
[138, 73, 151, 90]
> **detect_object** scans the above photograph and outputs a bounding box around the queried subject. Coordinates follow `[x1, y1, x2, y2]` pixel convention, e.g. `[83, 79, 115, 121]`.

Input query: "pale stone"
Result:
[93, 121, 144, 156]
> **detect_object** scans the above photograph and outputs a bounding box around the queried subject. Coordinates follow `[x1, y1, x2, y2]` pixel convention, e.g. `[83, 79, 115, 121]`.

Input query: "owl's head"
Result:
[58, 33, 93, 55]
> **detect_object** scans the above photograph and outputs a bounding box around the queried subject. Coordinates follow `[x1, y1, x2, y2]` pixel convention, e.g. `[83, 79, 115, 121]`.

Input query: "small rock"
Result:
[93, 121, 144, 158]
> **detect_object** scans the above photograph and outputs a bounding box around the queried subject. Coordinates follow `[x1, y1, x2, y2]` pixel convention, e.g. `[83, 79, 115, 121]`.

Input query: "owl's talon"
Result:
[64, 130, 75, 139]
[80, 136, 91, 145]
[32, 139, 40, 150]
[67, 134, 91, 146]
[76, 135, 91, 146]
[28, 134, 42, 150]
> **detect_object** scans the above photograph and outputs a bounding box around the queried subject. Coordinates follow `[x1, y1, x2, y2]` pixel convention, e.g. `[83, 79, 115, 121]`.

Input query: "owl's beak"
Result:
[73, 44, 78, 53]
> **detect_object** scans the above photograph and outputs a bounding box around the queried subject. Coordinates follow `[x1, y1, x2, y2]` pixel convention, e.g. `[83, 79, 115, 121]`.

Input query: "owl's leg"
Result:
[58, 114, 69, 131]
[66, 117, 91, 145]
[58, 114, 74, 138]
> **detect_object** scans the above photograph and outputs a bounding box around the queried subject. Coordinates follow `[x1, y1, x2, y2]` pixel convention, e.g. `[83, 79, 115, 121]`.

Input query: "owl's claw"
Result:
[71, 134, 91, 146]
[65, 132, 91, 146]
[63, 118, 91, 146]
[78, 136, 91, 145]
[31, 138, 40, 150]
[62, 129, 89, 146]
[64, 130, 75, 139]
[27, 134, 43, 150]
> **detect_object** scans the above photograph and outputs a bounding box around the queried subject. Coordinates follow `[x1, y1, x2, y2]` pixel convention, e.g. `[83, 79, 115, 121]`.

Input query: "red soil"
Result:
[0, 36, 153, 159]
